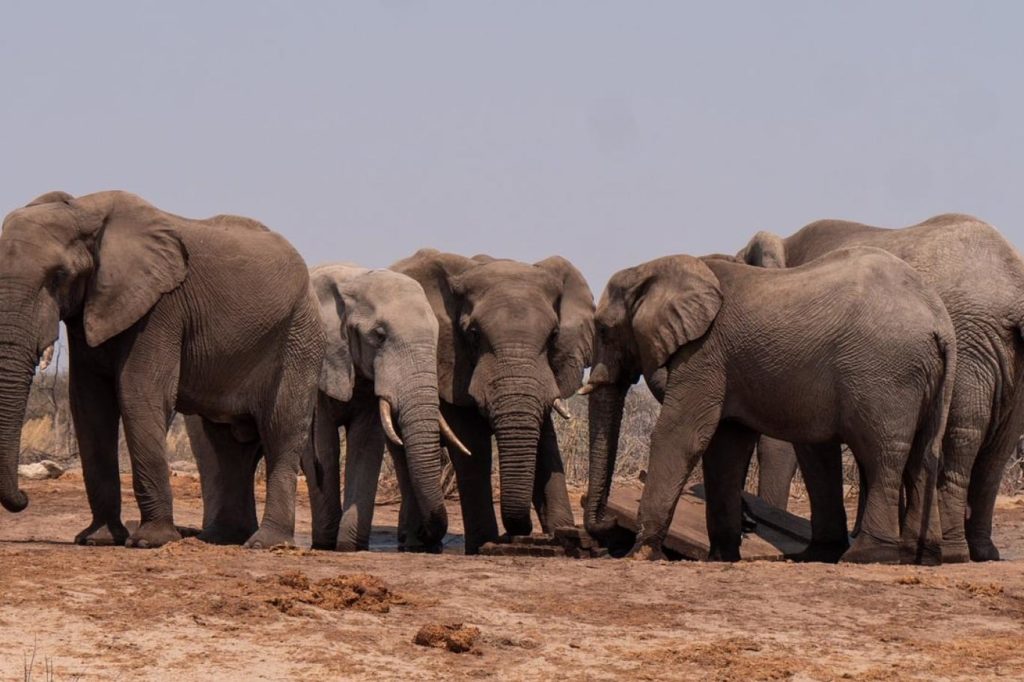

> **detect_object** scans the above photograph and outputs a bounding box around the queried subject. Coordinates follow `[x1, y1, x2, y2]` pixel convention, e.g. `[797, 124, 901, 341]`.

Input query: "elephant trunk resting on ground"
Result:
[584, 247, 955, 565]
[740, 214, 1024, 562]
[0, 190, 323, 549]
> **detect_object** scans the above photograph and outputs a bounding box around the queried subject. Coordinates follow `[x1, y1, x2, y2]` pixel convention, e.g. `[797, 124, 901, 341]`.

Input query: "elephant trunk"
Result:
[489, 370, 546, 537]
[395, 379, 448, 549]
[0, 323, 41, 513]
[584, 383, 628, 537]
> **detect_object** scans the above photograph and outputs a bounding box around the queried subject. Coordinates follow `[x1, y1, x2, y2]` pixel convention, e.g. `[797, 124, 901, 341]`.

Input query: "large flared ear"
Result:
[391, 249, 477, 404]
[739, 231, 786, 268]
[310, 267, 359, 402]
[535, 256, 595, 398]
[82, 195, 189, 347]
[622, 256, 722, 376]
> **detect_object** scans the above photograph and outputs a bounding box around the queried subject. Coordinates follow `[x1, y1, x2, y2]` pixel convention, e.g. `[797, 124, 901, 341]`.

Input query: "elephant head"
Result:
[0, 191, 187, 512]
[392, 249, 594, 536]
[737, 231, 787, 268]
[581, 255, 722, 536]
[311, 264, 459, 546]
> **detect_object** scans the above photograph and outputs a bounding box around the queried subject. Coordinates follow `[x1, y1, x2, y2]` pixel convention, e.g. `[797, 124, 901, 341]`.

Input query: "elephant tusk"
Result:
[379, 398, 404, 447]
[577, 383, 595, 396]
[38, 345, 54, 371]
[439, 414, 472, 456]
[552, 398, 572, 420]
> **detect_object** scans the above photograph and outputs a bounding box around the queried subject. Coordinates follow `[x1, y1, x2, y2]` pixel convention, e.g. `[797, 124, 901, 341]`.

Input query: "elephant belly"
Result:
[722, 385, 839, 445]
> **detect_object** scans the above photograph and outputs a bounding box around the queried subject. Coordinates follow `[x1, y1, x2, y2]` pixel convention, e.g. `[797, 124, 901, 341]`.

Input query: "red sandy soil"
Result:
[1, 473, 1023, 680]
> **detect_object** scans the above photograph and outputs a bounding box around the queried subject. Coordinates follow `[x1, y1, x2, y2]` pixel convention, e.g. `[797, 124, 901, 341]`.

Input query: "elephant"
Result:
[740, 214, 1024, 562]
[582, 247, 955, 564]
[0, 191, 324, 549]
[391, 249, 594, 554]
[190, 264, 462, 551]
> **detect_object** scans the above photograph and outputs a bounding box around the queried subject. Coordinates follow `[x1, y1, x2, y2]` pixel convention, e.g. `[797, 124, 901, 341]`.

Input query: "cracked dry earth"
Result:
[1, 474, 1024, 680]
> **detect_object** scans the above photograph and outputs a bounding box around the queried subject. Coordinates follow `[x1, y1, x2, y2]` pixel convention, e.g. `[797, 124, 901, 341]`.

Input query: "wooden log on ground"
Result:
[604, 484, 812, 561]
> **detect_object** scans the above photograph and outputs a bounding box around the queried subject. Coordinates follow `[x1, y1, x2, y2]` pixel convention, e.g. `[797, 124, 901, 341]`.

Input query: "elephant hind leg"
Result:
[900, 427, 943, 565]
[755, 436, 798, 511]
[841, 435, 907, 564]
[188, 416, 261, 545]
[965, 390, 1024, 561]
[703, 422, 758, 562]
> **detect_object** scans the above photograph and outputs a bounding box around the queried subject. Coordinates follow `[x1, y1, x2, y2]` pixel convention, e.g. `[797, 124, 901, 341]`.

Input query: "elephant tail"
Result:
[923, 329, 957, 466]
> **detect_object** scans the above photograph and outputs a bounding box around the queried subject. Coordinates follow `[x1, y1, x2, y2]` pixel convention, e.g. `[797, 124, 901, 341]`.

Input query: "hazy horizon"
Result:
[2, 2, 1022, 293]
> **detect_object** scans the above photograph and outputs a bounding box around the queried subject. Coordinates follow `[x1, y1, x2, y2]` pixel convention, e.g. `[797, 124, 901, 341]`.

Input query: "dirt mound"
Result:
[155, 536, 239, 556]
[413, 623, 481, 653]
[266, 571, 406, 615]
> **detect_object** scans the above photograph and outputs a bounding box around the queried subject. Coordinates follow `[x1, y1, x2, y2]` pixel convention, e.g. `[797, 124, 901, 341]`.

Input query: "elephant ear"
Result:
[535, 256, 595, 398]
[627, 256, 722, 376]
[391, 249, 477, 404]
[310, 267, 359, 402]
[26, 191, 75, 207]
[82, 198, 189, 347]
[739, 231, 786, 268]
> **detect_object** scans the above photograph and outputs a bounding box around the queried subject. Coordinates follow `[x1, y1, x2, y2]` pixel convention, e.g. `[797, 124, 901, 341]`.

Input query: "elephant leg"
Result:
[532, 414, 574, 533]
[68, 360, 128, 546]
[702, 422, 758, 562]
[302, 395, 342, 550]
[188, 416, 261, 545]
[337, 406, 385, 551]
[791, 442, 849, 563]
[442, 403, 499, 555]
[851, 461, 867, 538]
[633, 371, 723, 559]
[841, 436, 905, 564]
[755, 436, 798, 510]
[936, 381, 990, 562]
[899, 426, 943, 565]
[965, 391, 1024, 561]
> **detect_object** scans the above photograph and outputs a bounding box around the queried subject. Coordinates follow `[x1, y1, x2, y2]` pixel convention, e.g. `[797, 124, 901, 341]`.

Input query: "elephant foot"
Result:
[126, 520, 182, 549]
[968, 538, 1001, 562]
[74, 520, 130, 547]
[939, 540, 971, 564]
[627, 539, 666, 561]
[840, 532, 900, 564]
[707, 539, 741, 562]
[791, 540, 849, 564]
[243, 525, 295, 549]
[198, 524, 257, 546]
[900, 541, 942, 566]
[399, 541, 444, 554]
[335, 540, 370, 552]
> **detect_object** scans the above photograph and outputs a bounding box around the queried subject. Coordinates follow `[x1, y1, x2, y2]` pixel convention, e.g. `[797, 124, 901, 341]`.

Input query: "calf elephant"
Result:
[0, 191, 323, 548]
[583, 248, 955, 564]
[740, 214, 1024, 562]
[392, 249, 594, 554]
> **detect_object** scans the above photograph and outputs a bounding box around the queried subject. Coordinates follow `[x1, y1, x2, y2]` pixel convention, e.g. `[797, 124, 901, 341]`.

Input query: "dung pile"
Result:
[413, 623, 481, 653]
[267, 571, 406, 615]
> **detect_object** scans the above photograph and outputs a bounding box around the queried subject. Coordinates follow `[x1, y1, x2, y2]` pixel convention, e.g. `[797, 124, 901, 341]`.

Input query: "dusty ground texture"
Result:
[1, 475, 1023, 680]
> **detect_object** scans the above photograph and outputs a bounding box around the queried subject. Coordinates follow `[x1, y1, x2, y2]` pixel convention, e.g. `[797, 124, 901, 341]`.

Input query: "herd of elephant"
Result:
[1, 190, 1023, 566]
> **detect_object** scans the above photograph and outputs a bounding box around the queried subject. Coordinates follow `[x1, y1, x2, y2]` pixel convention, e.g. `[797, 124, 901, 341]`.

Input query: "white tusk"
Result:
[439, 414, 472, 456]
[379, 398, 404, 447]
[552, 398, 572, 420]
[38, 345, 54, 371]
[577, 383, 595, 396]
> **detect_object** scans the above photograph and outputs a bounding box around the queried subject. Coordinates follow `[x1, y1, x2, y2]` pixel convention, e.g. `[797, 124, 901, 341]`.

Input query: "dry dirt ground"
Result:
[1, 474, 1024, 681]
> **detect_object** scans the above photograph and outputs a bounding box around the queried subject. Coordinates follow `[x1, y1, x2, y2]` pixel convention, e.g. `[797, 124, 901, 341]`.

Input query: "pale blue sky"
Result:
[1, 2, 1021, 291]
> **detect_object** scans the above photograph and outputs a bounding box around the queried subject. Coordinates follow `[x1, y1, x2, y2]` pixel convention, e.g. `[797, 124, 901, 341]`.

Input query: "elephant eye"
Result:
[373, 326, 387, 343]
[465, 324, 480, 346]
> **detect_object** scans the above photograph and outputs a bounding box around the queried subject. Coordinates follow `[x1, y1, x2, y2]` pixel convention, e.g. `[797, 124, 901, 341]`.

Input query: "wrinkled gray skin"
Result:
[584, 248, 955, 564]
[740, 215, 1024, 562]
[305, 265, 448, 552]
[189, 265, 450, 552]
[392, 249, 594, 554]
[0, 191, 323, 549]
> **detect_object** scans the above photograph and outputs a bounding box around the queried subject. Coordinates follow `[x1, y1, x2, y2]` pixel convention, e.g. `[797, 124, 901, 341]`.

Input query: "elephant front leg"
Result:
[68, 361, 128, 547]
[119, 397, 181, 549]
[532, 414, 575, 533]
[633, 377, 722, 560]
[337, 408, 385, 551]
[188, 416, 261, 545]
[702, 423, 758, 562]
[791, 442, 849, 563]
[443, 404, 499, 554]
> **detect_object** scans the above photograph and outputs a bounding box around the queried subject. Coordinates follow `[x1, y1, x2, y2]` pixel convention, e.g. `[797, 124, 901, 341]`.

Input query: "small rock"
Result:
[414, 623, 480, 653]
[18, 460, 64, 480]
